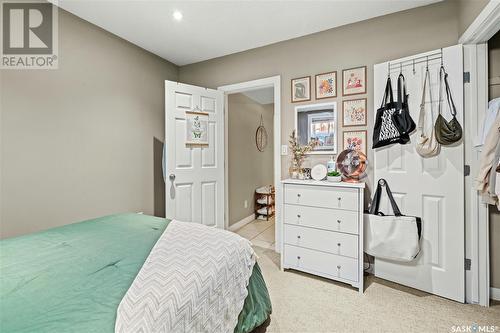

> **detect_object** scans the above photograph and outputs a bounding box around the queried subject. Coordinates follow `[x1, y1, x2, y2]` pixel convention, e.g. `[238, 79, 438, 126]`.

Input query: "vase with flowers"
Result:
[289, 130, 318, 179]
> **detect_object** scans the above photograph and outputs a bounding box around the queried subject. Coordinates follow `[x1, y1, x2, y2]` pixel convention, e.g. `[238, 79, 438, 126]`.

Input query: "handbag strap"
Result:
[397, 73, 408, 108]
[438, 66, 458, 117]
[443, 67, 458, 117]
[380, 77, 395, 108]
[369, 179, 403, 216]
[418, 68, 436, 132]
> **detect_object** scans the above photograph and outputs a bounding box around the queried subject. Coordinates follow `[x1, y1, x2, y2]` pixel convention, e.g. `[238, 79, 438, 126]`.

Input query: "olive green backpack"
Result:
[435, 66, 462, 145]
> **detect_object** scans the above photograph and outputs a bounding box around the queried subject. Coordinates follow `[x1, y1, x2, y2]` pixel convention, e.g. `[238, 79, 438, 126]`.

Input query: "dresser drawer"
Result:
[284, 224, 358, 258]
[284, 204, 359, 234]
[284, 244, 358, 282]
[284, 184, 358, 211]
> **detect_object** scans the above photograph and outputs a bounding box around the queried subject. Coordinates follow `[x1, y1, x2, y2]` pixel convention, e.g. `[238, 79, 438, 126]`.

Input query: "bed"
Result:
[0, 214, 272, 333]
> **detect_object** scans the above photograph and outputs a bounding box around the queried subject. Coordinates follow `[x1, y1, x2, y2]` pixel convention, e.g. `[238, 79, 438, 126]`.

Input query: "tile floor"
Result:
[234, 217, 275, 250]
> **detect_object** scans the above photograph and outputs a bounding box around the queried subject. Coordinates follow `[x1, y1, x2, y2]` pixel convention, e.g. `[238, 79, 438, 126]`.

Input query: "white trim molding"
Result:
[228, 214, 255, 232]
[464, 43, 491, 307]
[459, 1, 500, 44]
[491, 288, 500, 302]
[218, 75, 282, 253]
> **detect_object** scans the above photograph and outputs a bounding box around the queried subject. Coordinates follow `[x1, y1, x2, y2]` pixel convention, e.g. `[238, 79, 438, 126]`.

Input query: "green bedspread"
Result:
[0, 214, 271, 333]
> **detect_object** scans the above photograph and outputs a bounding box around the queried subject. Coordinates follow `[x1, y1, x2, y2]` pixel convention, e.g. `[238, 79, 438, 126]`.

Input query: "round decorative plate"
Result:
[311, 164, 327, 181]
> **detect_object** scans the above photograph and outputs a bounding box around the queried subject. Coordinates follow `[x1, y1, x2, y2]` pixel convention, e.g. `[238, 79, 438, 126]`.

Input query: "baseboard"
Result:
[228, 214, 255, 232]
[491, 287, 500, 301]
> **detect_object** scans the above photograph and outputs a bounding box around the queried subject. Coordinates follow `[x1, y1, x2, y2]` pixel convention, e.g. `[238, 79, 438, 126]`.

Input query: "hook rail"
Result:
[388, 51, 443, 74]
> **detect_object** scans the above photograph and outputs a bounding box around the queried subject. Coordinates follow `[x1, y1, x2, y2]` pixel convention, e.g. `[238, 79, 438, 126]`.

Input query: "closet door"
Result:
[373, 45, 464, 302]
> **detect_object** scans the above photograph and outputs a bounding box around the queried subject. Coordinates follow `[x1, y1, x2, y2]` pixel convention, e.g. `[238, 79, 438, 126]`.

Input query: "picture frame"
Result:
[186, 111, 209, 146]
[291, 76, 311, 103]
[343, 130, 367, 155]
[342, 98, 367, 127]
[315, 71, 337, 99]
[342, 66, 367, 96]
[295, 102, 337, 155]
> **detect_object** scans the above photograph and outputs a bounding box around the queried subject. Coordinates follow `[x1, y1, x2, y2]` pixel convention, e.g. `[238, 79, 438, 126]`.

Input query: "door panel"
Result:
[165, 81, 224, 228]
[373, 45, 464, 302]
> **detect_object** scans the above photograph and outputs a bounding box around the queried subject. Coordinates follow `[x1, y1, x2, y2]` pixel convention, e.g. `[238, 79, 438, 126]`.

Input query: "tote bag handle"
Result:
[380, 77, 395, 108]
[397, 73, 408, 108]
[368, 179, 403, 216]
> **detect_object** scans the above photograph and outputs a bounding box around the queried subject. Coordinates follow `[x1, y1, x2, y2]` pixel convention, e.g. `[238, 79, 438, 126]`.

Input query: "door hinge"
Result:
[464, 165, 470, 176]
[463, 72, 470, 83]
[465, 258, 471, 271]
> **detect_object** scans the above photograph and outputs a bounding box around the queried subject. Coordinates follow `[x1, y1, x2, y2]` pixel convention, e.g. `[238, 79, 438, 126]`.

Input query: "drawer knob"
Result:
[337, 265, 341, 269]
[297, 256, 301, 260]
[337, 197, 342, 201]
[337, 220, 341, 224]
[297, 214, 301, 218]
[297, 194, 301, 197]
[297, 235, 301, 239]
[337, 243, 341, 246]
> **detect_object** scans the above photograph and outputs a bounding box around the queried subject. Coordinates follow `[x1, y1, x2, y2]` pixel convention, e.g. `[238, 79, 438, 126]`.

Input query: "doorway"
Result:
[460, 0, 500, 306]
[218, 76, 282, 252]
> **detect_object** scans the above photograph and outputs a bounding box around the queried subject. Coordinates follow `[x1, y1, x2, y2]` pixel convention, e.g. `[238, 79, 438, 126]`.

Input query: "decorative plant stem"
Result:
[289, 130, 318, 177]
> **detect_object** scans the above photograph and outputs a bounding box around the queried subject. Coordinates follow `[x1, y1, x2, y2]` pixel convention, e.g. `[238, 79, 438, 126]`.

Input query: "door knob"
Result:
[169, 174, 176, 181]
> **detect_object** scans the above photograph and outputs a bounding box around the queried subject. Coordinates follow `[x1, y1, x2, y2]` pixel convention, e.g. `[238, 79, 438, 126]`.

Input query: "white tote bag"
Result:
[415, 67, 440, 157]
[364, 179, 422, 262]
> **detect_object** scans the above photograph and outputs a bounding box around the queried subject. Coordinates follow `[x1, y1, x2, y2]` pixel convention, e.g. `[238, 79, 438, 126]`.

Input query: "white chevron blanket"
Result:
[115, 220, 256, 333]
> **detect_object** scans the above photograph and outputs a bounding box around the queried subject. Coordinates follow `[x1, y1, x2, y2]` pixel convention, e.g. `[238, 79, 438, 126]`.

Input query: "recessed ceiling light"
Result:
[173, 10, 183, 21]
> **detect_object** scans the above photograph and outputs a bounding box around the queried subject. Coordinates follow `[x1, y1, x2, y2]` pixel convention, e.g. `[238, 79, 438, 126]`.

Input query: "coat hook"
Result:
[426, 56, 429, 70]
[440, 48, 443, 66]
[412, 59, 416, 75]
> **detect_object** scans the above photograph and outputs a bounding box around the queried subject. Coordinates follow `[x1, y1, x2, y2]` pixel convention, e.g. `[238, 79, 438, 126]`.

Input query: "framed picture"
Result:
[342, 98, 367, 127]
[342, 66, 367, 96]
[291, 76, 311, 103]
[315, 71, 337, 99]
[343, 130, 367, 155]
[186, 111, 209, 146]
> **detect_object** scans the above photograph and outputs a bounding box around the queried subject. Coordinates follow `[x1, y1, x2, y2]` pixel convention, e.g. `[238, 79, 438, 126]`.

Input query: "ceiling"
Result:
[54, 0, 441, 66]
[242, 87, 274, 105]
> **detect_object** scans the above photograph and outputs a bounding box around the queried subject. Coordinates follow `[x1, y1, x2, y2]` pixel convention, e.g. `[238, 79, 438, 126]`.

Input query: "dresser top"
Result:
[282, 178, 366, 189]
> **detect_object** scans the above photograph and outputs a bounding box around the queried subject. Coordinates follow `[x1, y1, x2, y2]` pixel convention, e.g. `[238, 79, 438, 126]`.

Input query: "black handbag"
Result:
[373, 77, 410, 148]
[392, 73, 416, 136]
[434, 66, 462, 145]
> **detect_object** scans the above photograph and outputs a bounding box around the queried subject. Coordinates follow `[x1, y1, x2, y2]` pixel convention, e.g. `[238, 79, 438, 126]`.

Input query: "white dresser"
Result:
[281, 179, 365, 293]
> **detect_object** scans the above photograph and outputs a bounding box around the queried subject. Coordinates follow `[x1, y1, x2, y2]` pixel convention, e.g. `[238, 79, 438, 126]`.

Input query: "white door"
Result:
[373, 45, 465, 302]
[165, 81, 224, 228]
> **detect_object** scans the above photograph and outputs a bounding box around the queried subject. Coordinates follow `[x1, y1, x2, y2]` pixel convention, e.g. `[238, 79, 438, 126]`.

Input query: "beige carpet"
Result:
[252, 245, 500, 333]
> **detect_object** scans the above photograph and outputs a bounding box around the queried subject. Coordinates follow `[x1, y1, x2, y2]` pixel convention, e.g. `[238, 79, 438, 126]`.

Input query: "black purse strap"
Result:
[444, 67, 457, 117]
[380, 77, 395, 108]
[438, 66, 457, 117]
[397, 73, 408, 108]
[369, 179, 403, 216]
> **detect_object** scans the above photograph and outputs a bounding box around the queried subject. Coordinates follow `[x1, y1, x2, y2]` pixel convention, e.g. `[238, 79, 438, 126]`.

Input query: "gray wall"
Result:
[178, 0, 461, 195]
[488, 31, 500, 289]
[457, 0, 490, 37]
[0, 9, 178, 238]
[228, 93, 274, 226]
